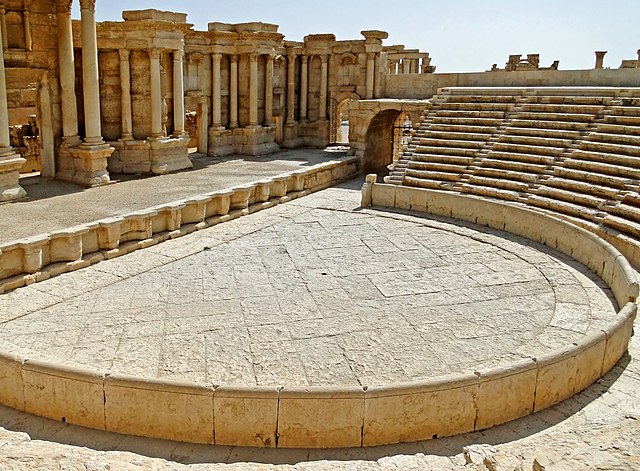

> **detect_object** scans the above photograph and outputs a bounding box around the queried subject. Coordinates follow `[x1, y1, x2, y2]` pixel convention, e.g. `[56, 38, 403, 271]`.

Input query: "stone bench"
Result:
[432, 102, 513, 111]
[484, 150, 555, 165]
[514, 111, 597, 123]
[476, 158, 548, 176]
[596, 123, 640, 137]
[491, 142, 566, 157]
[509, 119, 591, 131]
[413, 145, 479, 156]
[412, 153, 475, 165]
[534, 186, 607, 209]
[580, 140, 640, 157]
[563, 158, 640, 180]
[542, 176, 621, 200]
[424, 123, 499, 134]
[467, 173, 531, 191]
[434, 109, 507, 119]
[459, 183, 521, 201]
[519, 103, 606, 114]
[431, 116, 505, 127]
[604, 115, 640, 126]
[414, 130, 491, 142]
[554, 167, 634, 191]
[405, 168, 462, 182]
[498, 134, 573, 149]
[504, 126, 582, 140]
[526, 195, 601, 222]
[407, 161, 470, 174]
[414, 137, 484, 149]
[572, 149, 640, 169]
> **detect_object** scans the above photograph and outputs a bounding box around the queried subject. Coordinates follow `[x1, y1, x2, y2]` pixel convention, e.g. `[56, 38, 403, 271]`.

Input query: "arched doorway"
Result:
[330, 92, 361, 144]
[363, 109, 402, 174]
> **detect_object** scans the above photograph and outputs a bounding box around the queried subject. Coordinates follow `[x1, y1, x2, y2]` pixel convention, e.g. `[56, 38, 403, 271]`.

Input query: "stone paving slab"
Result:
[0, 182, 617, 388]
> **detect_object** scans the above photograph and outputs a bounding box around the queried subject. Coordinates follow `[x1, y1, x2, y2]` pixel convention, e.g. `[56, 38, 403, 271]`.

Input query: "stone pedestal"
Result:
[208, 127, 235, 157]
[234, 126, 279, 156]
[0, 151, 27, 202]
[301, 120, 330, 148]
[66, 143, 113, 187]
[149, 135, 192, 174]
[282, 122, 304, 149]
[108, 140, 152, 174]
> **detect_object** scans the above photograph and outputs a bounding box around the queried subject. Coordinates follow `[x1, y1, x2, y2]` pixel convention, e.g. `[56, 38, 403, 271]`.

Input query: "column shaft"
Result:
[119, 49, 133, 140]
[23, 10, 32, 51]
[286, 54, 296, 124]
[0, 22, 10, 149]
[80, 0, 104, 145]
[319, 55, 328, 121]
[264, 55, 274, 126]
[300, 56, 308, 121]
[249, 53, 259, 126]
[366, 52, 375, 99]
[211, 53, 222, 128]
[173, 49, 185, 135]
[0, 8, 6, 50]
[56, 3, 79, 139]
[149, 49, 163, 138]
[229, 55, 238, 128]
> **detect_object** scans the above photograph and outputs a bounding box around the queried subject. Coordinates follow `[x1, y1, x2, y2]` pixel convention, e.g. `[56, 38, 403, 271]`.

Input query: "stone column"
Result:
[79, 0, 104, 146]
[300, 55, 308, 122]
[211, 52, 222, 128]
[286, 53, 296, 124]
[23, 9, 32, 51]
[637, 49, 640, 68]
[197, 99, 209, 154]
[366, 52, 375, 99]
[0, 19, 26, 201]
[264, 54, 274, 126]
[173, 49, 185, 136]
[249, 53, 259, 127]
[229, 54, 238, 129]
[319, 54, 329, 121]
[594, 51, 607, 70]
[118, 49, 133, 140]
[0, 7, 7, 50]
[56, 0, 79, 142]
[149, 48, 163, 138]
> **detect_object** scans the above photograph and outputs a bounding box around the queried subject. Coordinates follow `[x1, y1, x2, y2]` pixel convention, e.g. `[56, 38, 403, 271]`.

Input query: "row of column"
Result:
[286, 54, 330, 125]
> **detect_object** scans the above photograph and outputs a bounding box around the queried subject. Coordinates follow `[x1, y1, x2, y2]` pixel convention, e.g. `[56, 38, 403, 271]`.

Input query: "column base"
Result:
[234, 126, 279, 156]
[149, 135, 192, 175]
[62, 142, 114, 187]
[282, 122, 304, 149]
[108, 139, 152, 174]
[0, 151, 27, 202]
[301, 119, 331, 148]
[208, 127, 235, 157]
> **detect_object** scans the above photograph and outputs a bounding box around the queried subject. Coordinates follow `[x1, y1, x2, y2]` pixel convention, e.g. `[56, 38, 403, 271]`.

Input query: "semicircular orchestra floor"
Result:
[0, 183, 617, 388]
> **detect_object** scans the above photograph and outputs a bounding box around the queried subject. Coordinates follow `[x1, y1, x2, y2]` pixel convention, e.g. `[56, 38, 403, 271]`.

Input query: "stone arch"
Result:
[363, 109, 401, 174]
[330, 91, 361, 144]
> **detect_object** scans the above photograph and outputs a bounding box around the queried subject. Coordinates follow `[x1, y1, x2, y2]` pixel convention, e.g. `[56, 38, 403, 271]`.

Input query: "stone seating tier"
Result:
[389, 87, 640, 263]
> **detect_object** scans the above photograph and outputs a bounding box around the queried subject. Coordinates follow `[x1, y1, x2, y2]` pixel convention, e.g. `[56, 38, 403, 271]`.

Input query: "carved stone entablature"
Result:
[341, 53, 357, 66]
[361, 30, 389, 42]
[56, 0, 73, 14]
[304, 33, 337, 43]
[500, 53, 559, 72]
[79, 0, 96, 10]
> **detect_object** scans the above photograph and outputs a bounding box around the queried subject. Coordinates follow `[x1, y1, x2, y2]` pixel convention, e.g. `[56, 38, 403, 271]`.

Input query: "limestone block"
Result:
[18, 235, 49, 274]
[80, 223, 100, 255]
[152, 204, 184, 233]
[363, 374, 478, 446]
[270, 176, 289, 198]
[425, 190, 454, 218]
[104, 375, 214, 444]
[214, 386, 278, 447]
[49, 227, 88, 263]
[288, 170, 307, 192]
[0, 243, 24, 279]
[602, 303, 637, 374]
[277, 387, 365, 448]
[573, 332, 607, 394]
[97, 217, 124, 250]
[475, 360, 537, 431]
[534, 346, 577, 412]
[123, 9, 188, 23]
[610, 256, 640, 306]
[371, 183, 396, 207]
[22, 360, 105, 430]
[305, 169, 332, 190]
[0, 350, 25, 411]
[253, 180, 273, 204]
[121, 210, 156, 242]
[229, 184, 255, 210]
[205, 190, 233, 218]
[181, 195, 212, 225]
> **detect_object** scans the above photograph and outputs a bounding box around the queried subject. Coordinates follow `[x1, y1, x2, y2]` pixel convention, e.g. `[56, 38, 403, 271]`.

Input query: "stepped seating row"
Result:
[389, 87, 640, 258]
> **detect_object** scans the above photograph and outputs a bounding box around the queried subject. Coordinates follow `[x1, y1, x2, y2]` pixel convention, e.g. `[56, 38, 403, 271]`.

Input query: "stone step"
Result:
[404, 168, 462, 182]
[437, 95, 520, 104]
[434, 110, 507, 119]
[563, 158, 640, 179]
[484, 150, 556, 165]
[414, 130, 491, 142]
[413, 138, 484, 149]
[424, 124, 499, 134]
[603, 115, 640, 126]
[534, 186, 606, 209]
[431, 117, 504, 127]
[432, 102, 513, 112]
[608, 202, 640, 223]
[513, 111, 597, 123]
[413, 145, 479, 156]
[595, 123, 640, 137]
[411, 154, 475, 165]
[497, 134, 573, 148]
[459, 183, 521, 202]
[526, 195, 600, 222]
[491, 142, 566, 156]
[467, 175, 530, 192]
[622, 192, 640, 207]
[510, 119, 591, 131]
[571, 149, 640, 169]
[521, 95, 614, 106]
[608, 105, 640, 117]
[579, 140, 640, 157]
[472, 167, 539, 184]
[503, 126, 582, 140]
[519, 103, 606, 114]
[586, 132, 640, 147]
[404, 176, 458, 190]
[602, 214, 640, 236]
[542, 176, 620, 200]
[407, 161, 469, 174]
[553, 167, 634, 191]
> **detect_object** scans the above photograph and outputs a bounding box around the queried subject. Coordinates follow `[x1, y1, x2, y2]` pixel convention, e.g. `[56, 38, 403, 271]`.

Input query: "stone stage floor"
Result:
[0, 180, 637, 470]
[0, 181, 617, 388]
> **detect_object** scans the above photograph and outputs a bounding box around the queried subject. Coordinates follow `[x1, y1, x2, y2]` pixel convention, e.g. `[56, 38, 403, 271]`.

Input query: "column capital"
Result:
[230, 54, 239, 64]
[320, 54, 329, 64]
[173, 49, 184, 62]
[301, 55, 309, 65]
[288, 52, 298, 60]
[248, 52, 260, 63]
[212, 52, 223, 62]
[56, 0, 73, 14]
[118, 49, 131, 62]
[79, 0, 96, 10]
[189, 52, 204, 64]
[148, 48, 161, 60]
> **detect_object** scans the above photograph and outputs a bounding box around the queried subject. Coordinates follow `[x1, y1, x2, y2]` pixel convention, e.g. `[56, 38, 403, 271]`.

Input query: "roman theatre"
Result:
[0, 0, 638, 453]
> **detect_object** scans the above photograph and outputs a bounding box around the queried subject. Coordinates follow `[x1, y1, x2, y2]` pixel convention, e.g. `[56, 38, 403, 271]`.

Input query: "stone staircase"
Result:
[387, 87, 640, 258]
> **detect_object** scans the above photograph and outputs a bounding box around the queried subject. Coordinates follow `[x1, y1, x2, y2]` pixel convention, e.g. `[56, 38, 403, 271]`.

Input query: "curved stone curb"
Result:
[0, 171, 636, 449]
[0, 158, 357, 294]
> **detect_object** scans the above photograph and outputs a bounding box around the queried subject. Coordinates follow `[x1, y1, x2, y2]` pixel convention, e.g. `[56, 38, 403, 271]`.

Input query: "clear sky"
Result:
[73, 0, 639, 73]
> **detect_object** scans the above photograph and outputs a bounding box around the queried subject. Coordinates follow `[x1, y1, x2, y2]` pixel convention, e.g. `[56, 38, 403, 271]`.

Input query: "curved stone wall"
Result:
[0, 171, 636, 448]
